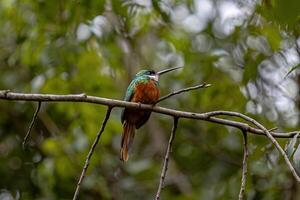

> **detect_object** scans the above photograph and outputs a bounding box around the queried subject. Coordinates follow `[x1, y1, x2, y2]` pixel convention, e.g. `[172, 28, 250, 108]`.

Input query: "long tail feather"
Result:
[120, 122, 135, 161]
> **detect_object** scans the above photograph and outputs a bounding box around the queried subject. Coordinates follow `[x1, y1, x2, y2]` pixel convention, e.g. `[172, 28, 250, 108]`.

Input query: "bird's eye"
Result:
[149, 70, 155, 75]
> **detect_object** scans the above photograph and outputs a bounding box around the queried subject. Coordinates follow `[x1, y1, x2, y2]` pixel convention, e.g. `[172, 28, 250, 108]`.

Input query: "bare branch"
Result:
[157, 83, 211, 103]
[22, 101, 42, 149]
[1, 91, 300, 197]
[72, 107, 112, 200]
[205, 111, 300, 182]
[239, 130, 248, 200]
[0, 91, 298, 138]
[155, 117, 179, 200]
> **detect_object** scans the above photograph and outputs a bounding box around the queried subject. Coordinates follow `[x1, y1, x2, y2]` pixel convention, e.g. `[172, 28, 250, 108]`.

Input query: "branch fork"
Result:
[1, 86, 300, 200]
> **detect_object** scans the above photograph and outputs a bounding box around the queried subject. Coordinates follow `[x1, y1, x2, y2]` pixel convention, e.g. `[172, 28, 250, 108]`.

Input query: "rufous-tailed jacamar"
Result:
[120, 66, 182, 161]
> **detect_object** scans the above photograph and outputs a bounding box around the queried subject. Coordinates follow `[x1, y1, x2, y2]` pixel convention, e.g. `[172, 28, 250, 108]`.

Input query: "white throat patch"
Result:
[149, 75, 159, 82]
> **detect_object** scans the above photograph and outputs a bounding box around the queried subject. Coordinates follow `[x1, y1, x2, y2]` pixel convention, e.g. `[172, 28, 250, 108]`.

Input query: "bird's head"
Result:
[135, 66, 183, 82]
[135, 69, 158, 81]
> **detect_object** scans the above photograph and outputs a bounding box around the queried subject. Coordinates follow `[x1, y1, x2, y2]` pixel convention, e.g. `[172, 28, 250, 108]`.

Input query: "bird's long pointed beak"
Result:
[157, 66, 183, 76]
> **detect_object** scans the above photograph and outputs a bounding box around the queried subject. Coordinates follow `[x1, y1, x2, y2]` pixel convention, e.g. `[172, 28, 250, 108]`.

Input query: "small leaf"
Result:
[285, 133, 299, 158]
[284, 63, 300, 79]
[243, 52, 265, 84]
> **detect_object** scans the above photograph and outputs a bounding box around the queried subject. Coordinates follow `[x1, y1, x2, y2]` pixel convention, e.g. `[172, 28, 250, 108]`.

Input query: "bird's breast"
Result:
[132, 81, 160, 104]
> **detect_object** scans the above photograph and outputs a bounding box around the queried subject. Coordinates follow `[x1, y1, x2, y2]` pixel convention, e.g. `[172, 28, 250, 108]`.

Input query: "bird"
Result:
[120, 66, 182, 161]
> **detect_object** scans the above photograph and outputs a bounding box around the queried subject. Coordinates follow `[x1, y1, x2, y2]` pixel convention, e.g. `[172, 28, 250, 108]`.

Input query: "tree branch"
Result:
[23, 101, 42, 149]
[239, 130, 248, 200]
[1, 91, 300, 197]
[0, 91, 298, 138]
[157, 83, 211, 103]
[155, 117, 179, 200]
[72, 106, 112, 200]
[205, 111, 300, 182]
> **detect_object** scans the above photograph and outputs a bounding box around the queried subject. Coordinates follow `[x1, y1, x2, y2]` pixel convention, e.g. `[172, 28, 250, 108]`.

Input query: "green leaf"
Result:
[258, 0, 300, 35]
[243, 52, 265, 83]
[284, 63, 300, 79]
[260, 25, 281, 51]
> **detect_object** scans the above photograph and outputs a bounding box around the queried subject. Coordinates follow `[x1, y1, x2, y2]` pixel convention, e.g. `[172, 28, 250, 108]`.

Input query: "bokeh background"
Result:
[0, 0, 300, 199]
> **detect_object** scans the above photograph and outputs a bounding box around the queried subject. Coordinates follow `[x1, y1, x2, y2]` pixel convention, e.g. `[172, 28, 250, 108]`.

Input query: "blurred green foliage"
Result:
[0, 0, 300, 199]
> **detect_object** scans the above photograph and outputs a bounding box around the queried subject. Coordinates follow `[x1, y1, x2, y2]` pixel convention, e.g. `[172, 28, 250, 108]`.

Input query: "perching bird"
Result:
[120, 66, 182, 161]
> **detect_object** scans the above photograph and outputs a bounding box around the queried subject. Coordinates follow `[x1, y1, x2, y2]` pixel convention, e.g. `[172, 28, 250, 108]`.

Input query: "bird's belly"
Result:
[124, 81, 159, 126]
[132, 81, 160, 104]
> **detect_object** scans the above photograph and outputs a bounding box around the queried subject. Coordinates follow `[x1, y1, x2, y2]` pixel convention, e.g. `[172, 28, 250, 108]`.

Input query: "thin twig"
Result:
[72, 106, 112, 200]
[268, 127, 278, 132]
[1, 91, 300, 195]
[155, 117, 179, 200]
[22, 101, 42, 149]
[206, 111, 300, 182]
[157, 83, 211, 103]
[239, 130, 248, 200]
[0, 91, 300, 138]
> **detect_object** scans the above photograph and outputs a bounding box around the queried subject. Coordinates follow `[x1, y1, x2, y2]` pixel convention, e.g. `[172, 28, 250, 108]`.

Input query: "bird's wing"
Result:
[136, 111, 151, 129]
[121, 79, 136, 123]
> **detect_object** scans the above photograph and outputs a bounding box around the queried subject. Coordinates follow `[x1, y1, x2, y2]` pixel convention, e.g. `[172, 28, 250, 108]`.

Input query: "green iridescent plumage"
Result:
[120, 67, 182, 161]
[121, 70, 158, 123]
[123, 70, 158, 102]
